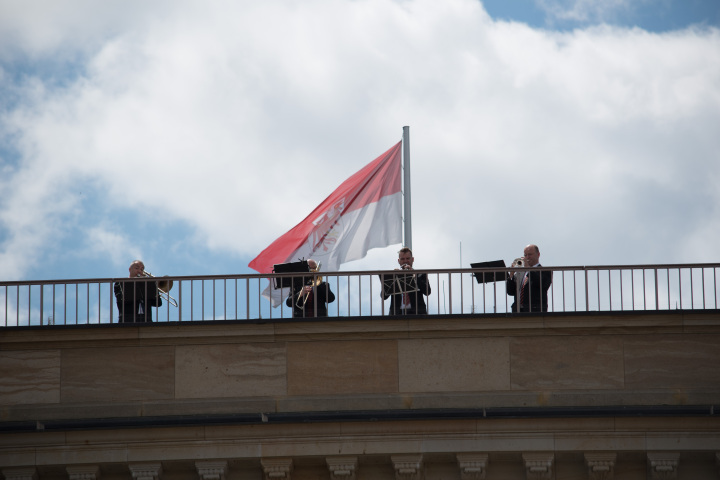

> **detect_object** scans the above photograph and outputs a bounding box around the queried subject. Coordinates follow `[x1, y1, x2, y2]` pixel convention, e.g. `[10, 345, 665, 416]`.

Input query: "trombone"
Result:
[142, 271, 179, 307]
[296, 262, 322, 309]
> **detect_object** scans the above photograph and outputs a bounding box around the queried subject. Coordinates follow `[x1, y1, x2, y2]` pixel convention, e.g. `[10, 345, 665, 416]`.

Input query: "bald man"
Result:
[506, 244, 552, 313]
[113, 260, 163, 323]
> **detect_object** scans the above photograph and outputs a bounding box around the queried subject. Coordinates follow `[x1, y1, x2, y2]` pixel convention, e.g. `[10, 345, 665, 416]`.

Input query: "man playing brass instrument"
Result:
[113, 260, 163, 323]
[506, 244, 552, 313]
[382, 247, 431, 315]
[285, 259, 335, 318]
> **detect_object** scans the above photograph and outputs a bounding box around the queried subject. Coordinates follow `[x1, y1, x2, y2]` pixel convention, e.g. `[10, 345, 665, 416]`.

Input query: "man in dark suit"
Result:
[114, 260, 163, 323]
[506, 244, 552, 313]
[285, 259, 335, 318]
[382, 247, 431, 315]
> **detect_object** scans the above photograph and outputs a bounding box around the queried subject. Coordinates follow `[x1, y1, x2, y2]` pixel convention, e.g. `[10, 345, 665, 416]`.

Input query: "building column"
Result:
[195, 461, 227, 480]
[261, 458, 293, 480]
[2, 468, 37, 480]
[326, 456, 358, 480]
[456, 453, 489, 480]
[66, 466, 100, 480]
[647, 452, 679, 480]
[391, 454, 423, 480]
[129, 463, 162, 480]
[585, 452, 616, 480]
[522, 453, 554, 480]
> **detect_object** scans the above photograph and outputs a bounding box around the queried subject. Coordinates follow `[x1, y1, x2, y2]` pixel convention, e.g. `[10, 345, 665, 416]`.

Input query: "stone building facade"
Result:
[1, 312, 719, 479]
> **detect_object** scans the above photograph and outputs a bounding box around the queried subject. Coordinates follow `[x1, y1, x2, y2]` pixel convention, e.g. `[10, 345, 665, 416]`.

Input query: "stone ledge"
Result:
[2, 420, 720, 457]
[2, 311, 718, 349]
[2, 404, 717, 436]
[3, 391, 719, 423]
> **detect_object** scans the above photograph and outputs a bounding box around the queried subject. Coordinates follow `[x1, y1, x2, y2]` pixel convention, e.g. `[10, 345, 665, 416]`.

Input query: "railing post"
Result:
[678, 268, 682, 310]
[40, 284, 44, 326]
[27, 285, 32, 325]
[689, 267, 695, 310]
[655, 268, 659, 311]
[245, 279, 250, 320]
[607, 269, 612, 311]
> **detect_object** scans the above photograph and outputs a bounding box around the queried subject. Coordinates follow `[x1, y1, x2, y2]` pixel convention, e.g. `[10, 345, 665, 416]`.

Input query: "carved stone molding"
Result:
[66, 466, 100, 480]
[2, 468, 38, 480]
[261, 458, 293, 480]
[326, 456, 358, 480]
[195, 461, 227, 480]
[647, 453, 679, 480]
[129, 464, 162, 480]
[391, 454, 424, 480]
[456, 453, 489, 480]
[522, 453, 554, 480]
[584, 453, 616, 480]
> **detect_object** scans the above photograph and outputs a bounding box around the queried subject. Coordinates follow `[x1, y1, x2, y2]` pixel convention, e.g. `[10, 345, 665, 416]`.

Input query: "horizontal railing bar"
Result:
[3, 263, 719, 287]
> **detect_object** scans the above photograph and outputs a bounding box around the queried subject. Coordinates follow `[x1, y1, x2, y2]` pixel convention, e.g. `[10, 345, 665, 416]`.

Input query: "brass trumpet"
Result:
[142, 271, 179, 307]
[296, 262, 322, 309]
[511, 257, 526, 268]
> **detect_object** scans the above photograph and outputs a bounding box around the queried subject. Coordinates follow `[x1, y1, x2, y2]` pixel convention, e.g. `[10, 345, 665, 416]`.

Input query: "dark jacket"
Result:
[285, 280, 335, 318]
[382, 272, 431, 315]
[114, 279, 163, 323]
[506, 265, 552, 313]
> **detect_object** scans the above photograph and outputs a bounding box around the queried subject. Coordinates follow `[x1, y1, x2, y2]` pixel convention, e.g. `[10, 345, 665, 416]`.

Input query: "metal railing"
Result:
[1, 263, 718, 327]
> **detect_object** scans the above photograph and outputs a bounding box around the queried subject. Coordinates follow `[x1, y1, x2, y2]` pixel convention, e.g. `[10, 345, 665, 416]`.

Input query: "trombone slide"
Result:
[142, 271, 179, 307]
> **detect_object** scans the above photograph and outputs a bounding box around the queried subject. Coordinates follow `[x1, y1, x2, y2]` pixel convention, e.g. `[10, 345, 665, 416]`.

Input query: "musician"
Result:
[285, 259, 335, 318]
[114, 260, 163, 323]
[382, 247, 431, 315]
[506, 244, 552, 313]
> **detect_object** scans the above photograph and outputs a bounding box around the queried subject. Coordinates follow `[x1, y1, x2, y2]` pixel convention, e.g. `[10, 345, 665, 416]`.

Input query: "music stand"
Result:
[379, 272, 419, 297]
[470, 260, 507, 284]
[272, 260, 310, 289]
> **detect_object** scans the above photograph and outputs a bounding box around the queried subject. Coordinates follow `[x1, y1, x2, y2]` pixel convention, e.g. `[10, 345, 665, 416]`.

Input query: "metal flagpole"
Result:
[402, 126, 412, 249]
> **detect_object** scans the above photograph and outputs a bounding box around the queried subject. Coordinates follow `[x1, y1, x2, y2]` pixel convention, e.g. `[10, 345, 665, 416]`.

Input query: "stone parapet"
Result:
[1, 312, 719, 478]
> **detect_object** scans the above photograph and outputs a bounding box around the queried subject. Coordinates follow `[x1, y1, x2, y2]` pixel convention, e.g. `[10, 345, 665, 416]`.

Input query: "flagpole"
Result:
[402, 126, 412, 249]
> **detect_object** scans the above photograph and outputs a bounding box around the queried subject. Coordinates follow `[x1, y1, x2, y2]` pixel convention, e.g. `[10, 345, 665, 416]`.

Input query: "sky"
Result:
[1, 0, 719, 285]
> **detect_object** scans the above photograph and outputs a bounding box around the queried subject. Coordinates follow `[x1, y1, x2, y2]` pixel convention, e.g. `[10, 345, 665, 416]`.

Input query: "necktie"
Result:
[520, 273, 528, 306]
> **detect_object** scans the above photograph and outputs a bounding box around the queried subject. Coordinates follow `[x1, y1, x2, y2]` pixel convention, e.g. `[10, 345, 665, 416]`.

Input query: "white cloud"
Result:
[0, 0, 176, 60]
[0, 0, 719, 282]
[83, 226, 141, 268]
[534, 0, 650, 25]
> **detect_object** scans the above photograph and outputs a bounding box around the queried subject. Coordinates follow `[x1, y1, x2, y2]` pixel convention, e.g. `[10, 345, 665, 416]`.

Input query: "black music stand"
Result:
[272, 260, 310, 289]
[379, 272, 419, 297]
[470, 260, 507, 284]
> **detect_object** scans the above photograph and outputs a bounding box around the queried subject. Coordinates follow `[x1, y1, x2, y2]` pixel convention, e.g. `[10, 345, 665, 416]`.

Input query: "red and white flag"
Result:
[249, 141, 403, 305]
